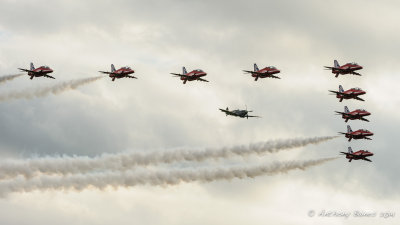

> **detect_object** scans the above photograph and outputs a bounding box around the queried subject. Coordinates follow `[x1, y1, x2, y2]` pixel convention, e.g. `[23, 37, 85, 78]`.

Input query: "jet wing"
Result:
[355, 97, 365, 101]
[197, 78, 209, 82]
[44, 75, 56, 79]
[243, 70, 254, 74]
[352, 71, 362, 76]
[99, 71, 113, 74]
[170, 73, 189, 78]
[363, 158, 372, 162]
[269, 74, 281, 79]
[127, 75, 138, 79]
[243, 70, 280, 79]
[360, 117, 370, 122]
[324, 66, 347, 71]
[18, 68, 31, 73]
[335, 111, 351, 116]
[329, 90, 341, 95]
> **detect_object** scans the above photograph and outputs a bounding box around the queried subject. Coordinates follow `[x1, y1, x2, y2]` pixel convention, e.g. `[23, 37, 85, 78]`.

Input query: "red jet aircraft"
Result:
[99, 64, 137, 81]
[170, 67, 208, 84]
[324, 60, 363, 78]
[18, 62, 55, 80]
[329, 85, 366, 102]
[340, 147, 373, 162]
[335, 106, 371, 123]
[339, 125, 373, 142]
[243, 63, 280, 81]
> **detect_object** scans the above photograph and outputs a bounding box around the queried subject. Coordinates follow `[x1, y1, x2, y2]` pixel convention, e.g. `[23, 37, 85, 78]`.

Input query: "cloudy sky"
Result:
[0, 0, 399, 224]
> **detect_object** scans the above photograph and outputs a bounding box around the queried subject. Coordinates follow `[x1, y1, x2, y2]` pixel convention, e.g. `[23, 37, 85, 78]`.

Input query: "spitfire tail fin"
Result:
[347, 125, 353, 133]
[254, 63, 259, 72]
[344, 106, 350, 113]
[183, 67, 187, 75]
[339, 85, 344, 93]
[348, 146, 353, 154]
[111, 64, 116, 72]
[30, 62, 35, 70]
[334, 60, 340, 68]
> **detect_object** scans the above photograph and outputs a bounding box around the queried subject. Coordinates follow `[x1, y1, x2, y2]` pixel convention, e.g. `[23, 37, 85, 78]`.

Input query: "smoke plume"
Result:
[0, 76, 102, 102]
[0, 157, 337, 196]
[0, 136, 336, 179]
[0, 74, 23, 84]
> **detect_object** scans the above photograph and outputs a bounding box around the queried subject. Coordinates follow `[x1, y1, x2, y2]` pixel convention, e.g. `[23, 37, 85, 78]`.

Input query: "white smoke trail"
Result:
[0, 74, 23, 84]
[0, 157, 337, 196]
[0, 76, 103, 102]
[0, 136, 336, 179]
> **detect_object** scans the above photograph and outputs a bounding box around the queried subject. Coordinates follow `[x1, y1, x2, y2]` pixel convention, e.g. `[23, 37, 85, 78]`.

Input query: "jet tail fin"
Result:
[339, 85, 344, 93]
[30, 62, 35, 70]
[334, 60, 340, 68]
[344, 106, 350, 113]
[183, 67, 187, 75]
[254, 63, 259, 72]
[347, 125, 353, 133]
[111, 64, 116, 72]
[348, 147, 353, 154]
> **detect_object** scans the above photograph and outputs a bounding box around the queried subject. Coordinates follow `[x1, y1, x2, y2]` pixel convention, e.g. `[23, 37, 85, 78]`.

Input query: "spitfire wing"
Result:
[247, 115, 261, 118]
[219, 108, 230, 113]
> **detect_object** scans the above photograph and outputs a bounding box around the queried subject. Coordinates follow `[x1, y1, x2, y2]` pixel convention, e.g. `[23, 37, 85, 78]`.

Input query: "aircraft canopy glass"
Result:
[268, 66, 276, 69]
[195, 69, 203, 72]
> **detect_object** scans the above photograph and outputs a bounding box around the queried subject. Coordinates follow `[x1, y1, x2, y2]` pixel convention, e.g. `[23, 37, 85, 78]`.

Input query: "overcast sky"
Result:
[0, 0, 399, 224]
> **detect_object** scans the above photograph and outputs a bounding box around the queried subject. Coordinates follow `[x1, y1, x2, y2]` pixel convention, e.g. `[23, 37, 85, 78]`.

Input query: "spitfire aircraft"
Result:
[324, 60, 363, 78]
[243, 63, 281, 81]
[170, 67, 208, 84]
[340, 147, 373, 162]
[18, 62, 55, 80]
[99, 64, 137, 81]
[335, 106, 371, 123]
[219, 107, 260, 119]
[329, 85, 366, 102]
[339, 125, 374, 142]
